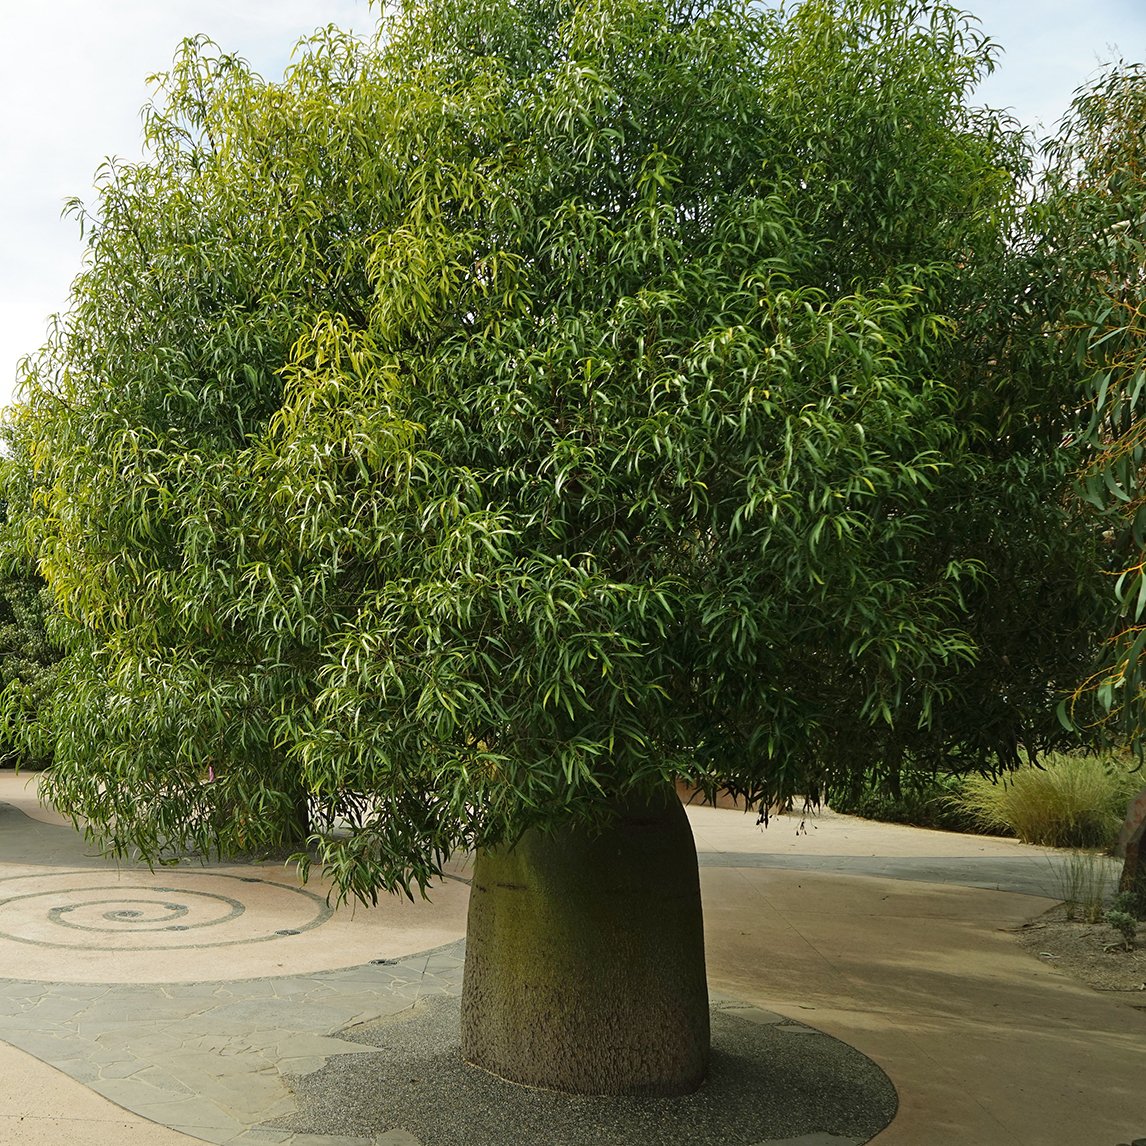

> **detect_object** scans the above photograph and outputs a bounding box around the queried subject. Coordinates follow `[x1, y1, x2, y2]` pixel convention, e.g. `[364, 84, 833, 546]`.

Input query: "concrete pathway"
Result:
[0, 772, 1143, 1146]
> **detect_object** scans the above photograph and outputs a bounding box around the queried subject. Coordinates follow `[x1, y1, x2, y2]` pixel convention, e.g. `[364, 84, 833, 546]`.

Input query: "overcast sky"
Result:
[1, 0, 1143, 412]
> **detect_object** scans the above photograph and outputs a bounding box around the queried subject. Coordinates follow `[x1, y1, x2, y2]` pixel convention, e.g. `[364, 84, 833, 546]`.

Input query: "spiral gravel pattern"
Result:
[0, 870, 331, 951]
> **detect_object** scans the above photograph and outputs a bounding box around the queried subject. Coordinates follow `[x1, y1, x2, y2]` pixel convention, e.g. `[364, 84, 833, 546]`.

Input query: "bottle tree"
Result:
[3, 0, 1108, 1094]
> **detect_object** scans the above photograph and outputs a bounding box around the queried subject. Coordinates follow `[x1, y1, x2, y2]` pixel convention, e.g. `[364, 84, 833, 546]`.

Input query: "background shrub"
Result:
[826, 770, 989, 834]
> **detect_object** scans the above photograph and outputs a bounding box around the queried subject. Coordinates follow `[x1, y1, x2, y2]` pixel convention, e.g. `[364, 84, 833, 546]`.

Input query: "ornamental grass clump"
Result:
[1054, 849, 1116, 922]
[952, 754, 1139, 849]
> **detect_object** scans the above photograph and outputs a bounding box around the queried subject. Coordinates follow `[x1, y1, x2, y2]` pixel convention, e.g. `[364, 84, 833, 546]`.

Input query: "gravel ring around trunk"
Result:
[267, 989, 897, 1145]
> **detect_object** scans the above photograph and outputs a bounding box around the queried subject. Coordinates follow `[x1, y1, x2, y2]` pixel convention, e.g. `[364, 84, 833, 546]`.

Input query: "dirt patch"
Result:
[1012, 905, 1146, 993]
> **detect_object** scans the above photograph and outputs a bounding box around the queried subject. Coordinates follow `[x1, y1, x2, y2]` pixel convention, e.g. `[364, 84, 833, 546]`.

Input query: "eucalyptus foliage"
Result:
[1039, 64, 1146, 747]
[4, 0, 1105, 899]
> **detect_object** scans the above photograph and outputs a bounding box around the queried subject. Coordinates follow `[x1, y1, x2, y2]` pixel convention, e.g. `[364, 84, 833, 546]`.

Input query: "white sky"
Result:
[1, 0, 1143, 412]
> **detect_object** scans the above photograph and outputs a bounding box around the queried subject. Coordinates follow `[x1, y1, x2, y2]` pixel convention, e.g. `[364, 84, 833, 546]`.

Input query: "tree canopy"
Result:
[2, 0, 1110, 901]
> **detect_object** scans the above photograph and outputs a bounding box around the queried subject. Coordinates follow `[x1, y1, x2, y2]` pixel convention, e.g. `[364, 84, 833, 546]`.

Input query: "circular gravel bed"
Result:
[269, 992, 897, 1145]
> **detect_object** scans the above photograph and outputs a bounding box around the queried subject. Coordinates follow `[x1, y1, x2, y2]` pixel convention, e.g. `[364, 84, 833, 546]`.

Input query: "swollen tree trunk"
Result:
[461, 787, 709, 1096]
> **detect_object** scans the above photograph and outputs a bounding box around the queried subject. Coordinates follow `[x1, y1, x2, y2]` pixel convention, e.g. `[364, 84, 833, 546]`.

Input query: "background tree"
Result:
[1040, 64, 1146, 745]
[2, 0, 1110, 1094]
[0, 489, 60, 769]
[1038, 63, 1146, 913]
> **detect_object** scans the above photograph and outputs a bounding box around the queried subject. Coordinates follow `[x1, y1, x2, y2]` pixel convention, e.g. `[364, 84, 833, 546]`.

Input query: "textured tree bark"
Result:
[1118, 787, 1146, 916]
[1120, 822, 1146, 916]
[287, 784, 312, 847]
[461, 787, 709, 1095]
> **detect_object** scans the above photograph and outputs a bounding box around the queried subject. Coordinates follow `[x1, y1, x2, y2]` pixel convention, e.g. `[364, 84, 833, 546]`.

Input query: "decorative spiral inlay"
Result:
[0, 871, 332, 952]
[46, 889, 240, 933]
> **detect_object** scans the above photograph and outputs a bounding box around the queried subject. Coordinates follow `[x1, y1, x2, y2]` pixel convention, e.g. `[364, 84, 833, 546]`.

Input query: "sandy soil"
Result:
[1013, 904, 1146, 993]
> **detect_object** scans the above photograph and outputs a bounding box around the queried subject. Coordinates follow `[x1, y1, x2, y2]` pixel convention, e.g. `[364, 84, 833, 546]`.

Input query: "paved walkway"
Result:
[0, 771, 1143, 1145]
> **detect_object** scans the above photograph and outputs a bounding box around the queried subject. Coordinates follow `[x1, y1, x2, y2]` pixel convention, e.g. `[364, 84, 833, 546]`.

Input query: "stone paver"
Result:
[0, 947, 464, 1144]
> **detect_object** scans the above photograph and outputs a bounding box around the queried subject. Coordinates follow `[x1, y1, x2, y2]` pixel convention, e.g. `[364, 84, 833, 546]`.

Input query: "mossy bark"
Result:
[461, 788, 709, 1095]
